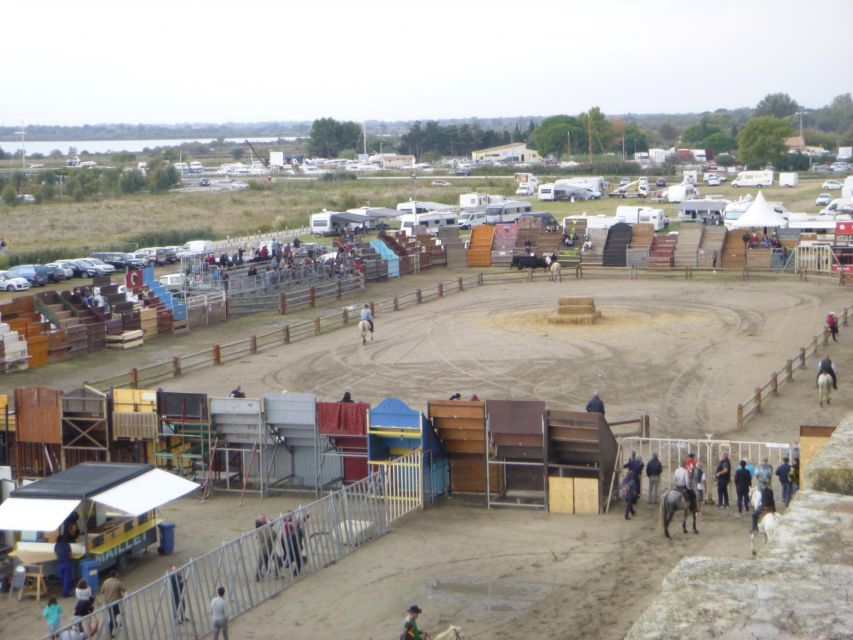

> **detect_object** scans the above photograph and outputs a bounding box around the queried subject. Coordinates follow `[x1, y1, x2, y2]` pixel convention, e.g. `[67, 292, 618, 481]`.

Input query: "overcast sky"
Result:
[4, 0, 853, 127]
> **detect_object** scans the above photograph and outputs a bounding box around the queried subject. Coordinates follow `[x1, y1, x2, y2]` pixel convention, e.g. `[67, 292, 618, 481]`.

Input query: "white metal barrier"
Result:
[370, 448, 424, 523]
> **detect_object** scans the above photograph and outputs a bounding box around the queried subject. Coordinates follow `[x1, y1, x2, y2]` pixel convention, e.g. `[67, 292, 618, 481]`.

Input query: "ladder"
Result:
[199, 438, 220, 502]
[239, 443, 258, 507]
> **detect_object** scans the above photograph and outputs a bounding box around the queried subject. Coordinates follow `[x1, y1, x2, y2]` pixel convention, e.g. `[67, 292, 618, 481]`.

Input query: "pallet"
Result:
[106, 329, 144, 349]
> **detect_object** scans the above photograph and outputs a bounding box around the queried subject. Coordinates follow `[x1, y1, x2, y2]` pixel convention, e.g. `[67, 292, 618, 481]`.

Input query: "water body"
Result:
[0, 136, 302, 156]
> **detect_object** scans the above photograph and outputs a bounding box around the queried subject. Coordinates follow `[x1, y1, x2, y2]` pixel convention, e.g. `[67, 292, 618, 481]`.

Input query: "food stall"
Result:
[0, 462, 198, 594]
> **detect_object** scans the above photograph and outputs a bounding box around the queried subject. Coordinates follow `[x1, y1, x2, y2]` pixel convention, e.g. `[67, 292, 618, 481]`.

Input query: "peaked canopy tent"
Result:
[728, 190, 788, 229]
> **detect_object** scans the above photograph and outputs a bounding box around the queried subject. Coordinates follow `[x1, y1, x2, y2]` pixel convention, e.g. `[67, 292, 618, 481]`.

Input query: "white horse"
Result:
[545, 253, 562, 282]
[818, 372, 832, 407]
[433, 625, 466, 640]
[750, 486, 781, 556]
[358, 319, 373, 345]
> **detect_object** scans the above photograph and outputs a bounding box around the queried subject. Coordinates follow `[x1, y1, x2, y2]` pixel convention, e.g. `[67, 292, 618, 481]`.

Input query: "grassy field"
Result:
[0, 173, 834, 258]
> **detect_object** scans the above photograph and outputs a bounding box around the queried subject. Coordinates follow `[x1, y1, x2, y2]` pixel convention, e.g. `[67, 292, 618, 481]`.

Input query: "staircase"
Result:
[538, 230, 562, 256]
[581, 228, 609, 266]
[467, 225, 495, 267]
[647, 234, 678, 268]
[491, 223, 519, 266]
[721, 230, 748, 269]
[35, 290, 78, 329]
[747, 248, 772, 268]
[515, 227, 540, 255]
[436, 227, 467, 268]
[626, 223, 654, 267]
[603, 223, 632, 267]
[673, 224, 703, 268]
[369, 239, 401, 277]
[698, 225, 726, 268]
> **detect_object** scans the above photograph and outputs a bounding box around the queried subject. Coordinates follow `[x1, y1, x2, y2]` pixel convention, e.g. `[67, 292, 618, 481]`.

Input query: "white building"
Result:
[471, 143, 541, 165]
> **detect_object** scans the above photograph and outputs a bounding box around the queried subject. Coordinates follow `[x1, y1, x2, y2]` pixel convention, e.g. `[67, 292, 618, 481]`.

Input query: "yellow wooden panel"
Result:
[800, 435, 831, 490]
[548, 477, 574, 514]
[112, 388, 157, 413]
[573, 477, 599, 514]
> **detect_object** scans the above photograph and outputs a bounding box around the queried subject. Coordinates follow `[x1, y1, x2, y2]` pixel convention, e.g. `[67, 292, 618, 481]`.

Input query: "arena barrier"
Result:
[370, 447, 425, 523]
[39, 471, 388, 640]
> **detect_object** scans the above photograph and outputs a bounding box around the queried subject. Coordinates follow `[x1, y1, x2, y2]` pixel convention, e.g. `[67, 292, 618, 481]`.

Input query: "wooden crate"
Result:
[106, 330, 144, 350]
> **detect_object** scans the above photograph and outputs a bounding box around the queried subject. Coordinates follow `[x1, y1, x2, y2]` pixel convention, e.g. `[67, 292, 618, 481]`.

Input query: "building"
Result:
[471, 143, 541, 165]
[785, 136, 806, 153]
[369, 153, 415, 169]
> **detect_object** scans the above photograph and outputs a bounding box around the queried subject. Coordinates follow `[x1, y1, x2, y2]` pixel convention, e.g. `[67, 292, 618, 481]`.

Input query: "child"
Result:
[43, 595, 63, 638]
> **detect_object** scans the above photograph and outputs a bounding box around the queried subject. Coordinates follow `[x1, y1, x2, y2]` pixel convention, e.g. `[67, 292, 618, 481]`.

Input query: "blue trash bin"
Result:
[158, 522, 177, 555]
[78, 558, 101, 594]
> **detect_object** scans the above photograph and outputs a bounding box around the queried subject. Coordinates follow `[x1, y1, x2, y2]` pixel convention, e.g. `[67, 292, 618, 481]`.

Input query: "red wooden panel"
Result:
[343, 457, 369, 483]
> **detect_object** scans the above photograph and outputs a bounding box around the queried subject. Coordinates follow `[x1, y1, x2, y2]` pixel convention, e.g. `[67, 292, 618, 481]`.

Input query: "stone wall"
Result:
[625, 414, 853, 640]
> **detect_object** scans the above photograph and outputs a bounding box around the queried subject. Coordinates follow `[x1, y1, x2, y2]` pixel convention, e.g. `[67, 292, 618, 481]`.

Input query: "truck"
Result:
[484, 200, 532, 224]
[779, 172, 799, 188]
[732, 170, 774, 188]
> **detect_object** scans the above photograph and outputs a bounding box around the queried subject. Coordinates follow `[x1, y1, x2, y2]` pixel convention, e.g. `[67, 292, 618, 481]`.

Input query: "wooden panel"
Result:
[548, 477, 574, 513]
[428, 400, 485, 420]
[450, 458, 501, 493]
[573, 477, 599, 514]
[14, 386, 62, 443]
[112, 412, 158, 440]
[799, 425, 835, 438]
[800, 434, 833, 491]
[487, 400, 546, 436]
[443, 440, 487, 455]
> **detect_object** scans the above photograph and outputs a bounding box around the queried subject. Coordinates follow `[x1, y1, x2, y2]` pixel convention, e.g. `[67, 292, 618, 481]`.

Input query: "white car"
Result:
[0, 271, 31, 291]
[431, 179, 451, 187]
[822, 179, 843, 190]
[230, 181, 248, 190]
[815, 193, 833, 206]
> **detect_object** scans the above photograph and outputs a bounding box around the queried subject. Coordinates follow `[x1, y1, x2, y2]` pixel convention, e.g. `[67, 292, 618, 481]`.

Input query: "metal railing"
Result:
[369, 448, 424, 522]
[40, 472, 388, 640]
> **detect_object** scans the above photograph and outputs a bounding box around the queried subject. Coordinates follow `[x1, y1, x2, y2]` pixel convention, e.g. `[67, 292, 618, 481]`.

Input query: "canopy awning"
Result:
[0, 497, 80, 531]
[91, 469, 199, 516]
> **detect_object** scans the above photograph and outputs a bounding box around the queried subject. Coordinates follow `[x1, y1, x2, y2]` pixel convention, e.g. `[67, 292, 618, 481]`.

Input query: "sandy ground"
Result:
[2, 275, 851, 639]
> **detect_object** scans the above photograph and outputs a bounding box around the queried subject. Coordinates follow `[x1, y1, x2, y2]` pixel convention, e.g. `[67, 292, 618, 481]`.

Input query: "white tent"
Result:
[729, 190, 787, 229]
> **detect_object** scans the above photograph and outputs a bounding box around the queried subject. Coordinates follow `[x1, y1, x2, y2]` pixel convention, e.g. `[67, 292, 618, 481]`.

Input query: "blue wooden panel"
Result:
[369, 240, 400, 278]
[370, 397, 420, 429]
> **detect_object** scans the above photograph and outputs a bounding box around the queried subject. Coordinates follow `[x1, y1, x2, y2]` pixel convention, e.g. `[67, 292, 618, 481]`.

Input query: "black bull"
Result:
[511, 255, 549, 271]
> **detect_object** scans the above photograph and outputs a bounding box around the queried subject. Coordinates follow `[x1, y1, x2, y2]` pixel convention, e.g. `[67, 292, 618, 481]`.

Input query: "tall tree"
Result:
[754, 93, 800, 119]
[578, 107, 613, 155]
[308, 118, 361, 158]
[530, 115, 586, 159]
[736, 116, 791, 168]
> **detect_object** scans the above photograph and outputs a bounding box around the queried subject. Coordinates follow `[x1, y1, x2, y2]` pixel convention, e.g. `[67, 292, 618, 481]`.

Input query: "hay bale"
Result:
[547, 312, 602, 325]
[558, 296, 594, 306]
[557, 305, 597, 315]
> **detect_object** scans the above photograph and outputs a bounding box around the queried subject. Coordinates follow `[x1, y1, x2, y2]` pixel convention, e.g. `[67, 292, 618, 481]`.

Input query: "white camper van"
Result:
[177, 240, 214, 258]
[538, 183, 555, 201]
[459, 192, 490, 210]
[732, 170, 774, 188]
[616, 206, 666, 231]
[484, 201, 533, 224]
[399, 212, 458, 237]
[458, 211, 487, 229]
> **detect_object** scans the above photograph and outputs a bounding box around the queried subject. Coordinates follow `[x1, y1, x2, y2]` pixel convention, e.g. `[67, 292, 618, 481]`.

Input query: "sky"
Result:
[3, 0, 853, 127]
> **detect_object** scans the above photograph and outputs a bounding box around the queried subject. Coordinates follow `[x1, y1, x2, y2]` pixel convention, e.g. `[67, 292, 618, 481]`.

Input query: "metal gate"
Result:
[40, 472, 388, 640]
[370, 448, 424, 522]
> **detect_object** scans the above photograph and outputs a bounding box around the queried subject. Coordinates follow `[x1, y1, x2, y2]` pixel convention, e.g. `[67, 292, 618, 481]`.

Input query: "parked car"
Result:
[7, 264, 48, 286]
[71, 258, 109, 277]
[86, 257, 117, 274]
[199, 178, 211, 187]
[831, 162, 850, 173]
[230, 180, 248, 190]
[431, 179, 451, 187]
[159, 273, 185, 291]
[822, 179, 843, 190]
[120, 252, 148, 269]
[46, 262, 75, 279]
[161, 247, 179, 263]
[619, 177, 631, 186]
[0, 271, 31, 291]
[815, 193, 833, 206]
[138, 247, 170, 265]
[43, 263, 68, 282]
[452, 168, 470, 176]
[655, 178, 667, 187]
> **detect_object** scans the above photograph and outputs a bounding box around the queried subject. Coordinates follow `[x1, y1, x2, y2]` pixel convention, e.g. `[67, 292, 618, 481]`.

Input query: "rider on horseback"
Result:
[817, 354, 837, 390]
[674, 456, 697, 515]
[361, 304, 374, 333]
[751, 485, 776, 533]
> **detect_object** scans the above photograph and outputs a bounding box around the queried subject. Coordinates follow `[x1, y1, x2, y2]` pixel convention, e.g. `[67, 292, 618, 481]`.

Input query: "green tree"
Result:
[308, 118, 361, 158]
[0, 146, 6, 161]
[579, 107, 613, 154]
[1, 184, 17, 206]
[112, 151, 137, 164]
[622, 123, 649, 154]
[146, 159, 179, 192]
[120, 169, 146, 194]
[682, 119, 721, 145]
[702, 132, 737, 154]
[754, 92, 800, 119]
[531, 115, 586, 158]
[657, 123, 680, 146]
[737, 116, 791, 168]
[230, 147, 245, 161]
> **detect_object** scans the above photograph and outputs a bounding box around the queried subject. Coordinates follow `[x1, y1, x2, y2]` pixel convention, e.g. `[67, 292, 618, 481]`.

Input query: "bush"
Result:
[6, 246, 81, 266]
[320, 172, 357, 182]
[126, 227, 216, 248]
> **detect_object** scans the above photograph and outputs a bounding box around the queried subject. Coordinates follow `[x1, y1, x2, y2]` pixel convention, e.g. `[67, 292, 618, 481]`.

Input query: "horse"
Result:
[818, 372, 832, 407]
[434, 625, 466, 640]
[750, 486, 781, 556]
[545, 253, 562, 282]
[659, 489, 698, 539]
[358, 319, 373, 345]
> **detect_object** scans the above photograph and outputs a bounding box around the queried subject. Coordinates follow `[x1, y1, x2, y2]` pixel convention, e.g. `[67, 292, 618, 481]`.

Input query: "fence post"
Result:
[754, 387, 761, 412]
[309, 286, 316, 308]
[416, 289, 422, 303]
[213, 345, 221, 365]
[437, 282, 443, 297]
[822, 328, 829, 346]
[478, 272, 484, 286]
[343, 308, 349, 325]
[393, 295, 399, 311]
[843, 308, 849, 327]
[771, 372, 777, 394]
[130, 368, 138, 389]
[786, 358, 793, 382]
[314, 318, 321, 335]
[370, 301, 375, 317]
[283, 325, 290, 344]
[578, 264, 583, 279]
[250, 336, 258, 354]
[279, 291, 287, 314]
[736, 404, 744, 430]
[172, 356, 181, 378]
[799, 347, 806, 368]
[337, 281, 342, 299]
[458, 277, 464, 291]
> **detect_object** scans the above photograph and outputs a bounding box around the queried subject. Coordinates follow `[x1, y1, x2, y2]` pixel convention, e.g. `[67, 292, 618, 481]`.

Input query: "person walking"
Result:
[43, 595, 63, 639]
[715, 452, 732, 508]
[210, 587, 229, 640]
[622, 471, 639, 520]
[255, 514, 278, 580]
[646, 452, 663, 504]
[623, 452, 644, 498]
[734, 460, 752, 515]
[53, 534, 74, 597]
[585, 392, 605, 415]
[826, 312, 839, 342]
[755, 457, 774, 489]
[101, 570, 127, 638]
[789, 457, 800, 501]
[170, 565, 188, 623]
[776, 457, 792, 507]
[695, 462, 707, 505]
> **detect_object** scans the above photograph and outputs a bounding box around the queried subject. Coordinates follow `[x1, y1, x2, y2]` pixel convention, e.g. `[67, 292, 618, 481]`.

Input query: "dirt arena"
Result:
[3, 275, 851, 639]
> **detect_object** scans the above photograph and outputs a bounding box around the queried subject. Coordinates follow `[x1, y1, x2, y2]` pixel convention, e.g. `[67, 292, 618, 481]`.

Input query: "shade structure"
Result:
[728, 190, 787, 229]
[91, 468, 199, 515]
[0, 497, 80, 531]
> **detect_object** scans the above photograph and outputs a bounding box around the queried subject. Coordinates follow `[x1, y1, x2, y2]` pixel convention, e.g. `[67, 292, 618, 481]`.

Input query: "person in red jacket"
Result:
[827, 312, 839, 342]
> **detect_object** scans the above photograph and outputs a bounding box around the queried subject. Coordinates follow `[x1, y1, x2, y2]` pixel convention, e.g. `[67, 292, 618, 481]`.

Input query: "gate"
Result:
[40, 473, 388, 640]
[614, 436, 796, 502]
[370, 448, 424, 522]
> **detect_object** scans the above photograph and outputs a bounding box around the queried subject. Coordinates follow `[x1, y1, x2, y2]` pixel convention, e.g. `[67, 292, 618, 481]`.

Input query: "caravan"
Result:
[484, 200, 533, 224]
[399, 212, 458, 237]
[616, 206, 666, 231]
[732, 170, 774, 188]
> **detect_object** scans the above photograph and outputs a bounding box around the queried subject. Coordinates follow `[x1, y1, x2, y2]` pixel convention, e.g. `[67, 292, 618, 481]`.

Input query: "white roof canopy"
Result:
[91, 469, 199, 516]
[0, 497, 80, 531]
[729, 190, 787, 229]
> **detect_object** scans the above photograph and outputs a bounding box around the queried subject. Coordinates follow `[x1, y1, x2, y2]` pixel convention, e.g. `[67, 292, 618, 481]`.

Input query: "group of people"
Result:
[42, 570, 124, 639]
[741, 229, 783, 250]
[254, 512, 309, 583]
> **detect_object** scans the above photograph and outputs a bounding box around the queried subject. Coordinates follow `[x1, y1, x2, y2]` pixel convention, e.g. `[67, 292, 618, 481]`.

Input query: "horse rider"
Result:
[585, 392, 605, 415]
[755, 457, 773, 489]
[402, 605, 430, 640]
[360, 304, 374, 333]
[826, 312, 839, 342]
[817, 354, 837, 390]
[673, 460, 697, 515]
[751, 483, 776, 533]
[230, 385, 246, 398]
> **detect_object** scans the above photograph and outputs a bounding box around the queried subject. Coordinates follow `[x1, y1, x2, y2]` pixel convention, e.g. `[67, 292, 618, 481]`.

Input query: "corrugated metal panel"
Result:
[264, 393, 316, 427]
[210, 397, 265, 445]
[112, 412, 158, 440]
[14, 386, 62, 444]
[62, 386, 106, 415]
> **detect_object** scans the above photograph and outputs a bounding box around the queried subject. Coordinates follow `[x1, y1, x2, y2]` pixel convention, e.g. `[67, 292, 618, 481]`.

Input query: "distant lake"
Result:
[0, 136, 302, 156]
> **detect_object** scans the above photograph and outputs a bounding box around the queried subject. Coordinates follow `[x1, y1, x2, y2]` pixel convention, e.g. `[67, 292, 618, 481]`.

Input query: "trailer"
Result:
[779, 172, 799, 188]
[732, 170, 774, 188]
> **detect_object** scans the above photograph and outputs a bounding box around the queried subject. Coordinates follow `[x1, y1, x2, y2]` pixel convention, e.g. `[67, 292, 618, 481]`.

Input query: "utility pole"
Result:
[587, 113, 593, 164]
[567, 131, 571, 159]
